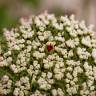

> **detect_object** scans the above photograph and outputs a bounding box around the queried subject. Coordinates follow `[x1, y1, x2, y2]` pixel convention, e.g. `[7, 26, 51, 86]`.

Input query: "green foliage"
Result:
[0, 7, 18, 28]
[22, 0, 41, 8]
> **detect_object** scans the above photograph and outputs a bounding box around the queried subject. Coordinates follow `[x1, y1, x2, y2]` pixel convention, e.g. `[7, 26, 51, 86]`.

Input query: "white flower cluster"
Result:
[0, 12, 96, 96]
[65, 60, 83, 95]
[13, 76, 30, 96]
[66, 38, 79, 48]
[77, 47, 91, 59]
[0, 75, 12, 95]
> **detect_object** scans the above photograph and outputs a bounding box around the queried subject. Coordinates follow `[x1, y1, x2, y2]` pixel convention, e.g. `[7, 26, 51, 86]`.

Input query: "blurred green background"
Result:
[0, 0, 40, 28]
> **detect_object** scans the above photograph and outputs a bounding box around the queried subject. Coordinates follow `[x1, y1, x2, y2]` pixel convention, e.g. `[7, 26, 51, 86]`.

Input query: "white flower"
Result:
[90, 86, 95, 91]
[14, 45, 20, 50]
[6, 57, 12, 63]
[0, 75, 12, 95]
[55, 36, 65, 42]
[66, 73, 73, 79]
[71, 87, 77, 94]
[19, 90, 24, 96]
[47, 72, 52, 79]
[92, 48, 96, 58]
[77, 47, 90, 59]
[66, 39, 75, 48]
[66, 67, 73, 72]
[33, 51, 45, 59]
[20, 16, 32, 26]
[0, 56, 3, 62]
[57, 88, 64, 96]
[77, 29, 83, 35]
[37, 77, 51, 90]
[65, 78, 70, 83]
[13, 88, 20, 96]
[2, 75, 9, 82]
[79, 20, 86, 30]
[81, 36, 92, 47]
[51, 89, 57, 96]
[44, 63, 50, 69]
[54, 72, 64, 80]
[66, 38, 79, 48]
[53, 23, 63, 30]
[68, 50, 73, 57]
[34, 16, 45, 27]
[31, 90, 43, 96]
[10, 64, 18, 73]
[69, 30, 78, 37]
